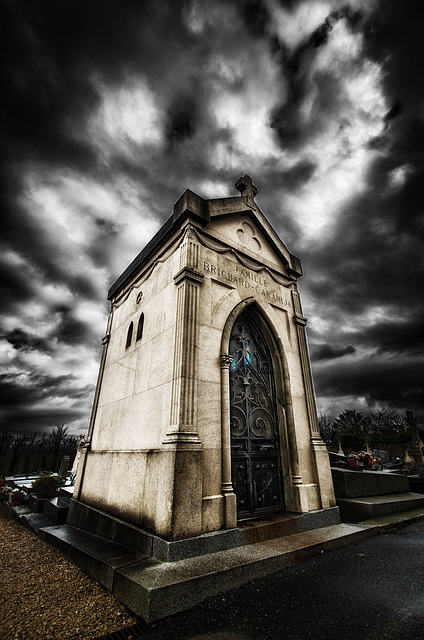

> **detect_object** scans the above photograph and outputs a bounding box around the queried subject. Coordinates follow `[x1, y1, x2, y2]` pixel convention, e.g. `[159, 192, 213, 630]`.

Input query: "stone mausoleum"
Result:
[71, 175, 336, 542]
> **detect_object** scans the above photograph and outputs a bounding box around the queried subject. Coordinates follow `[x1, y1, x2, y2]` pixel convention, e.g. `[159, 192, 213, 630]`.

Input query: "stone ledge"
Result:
[39, 525, 148, 591]
[332, 468, 409, 498]
[68, 499, 341, 562]
[337, 492, 424, 522]
[113, 523, 377, 623]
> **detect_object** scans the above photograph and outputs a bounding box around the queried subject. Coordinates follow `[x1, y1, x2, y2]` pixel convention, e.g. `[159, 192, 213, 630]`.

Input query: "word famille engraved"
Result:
[203, 262, 291, 308]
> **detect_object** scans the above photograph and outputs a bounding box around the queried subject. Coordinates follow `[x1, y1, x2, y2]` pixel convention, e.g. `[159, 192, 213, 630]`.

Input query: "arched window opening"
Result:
[126, 322, 133, 349]
[136, 313, 144, 342]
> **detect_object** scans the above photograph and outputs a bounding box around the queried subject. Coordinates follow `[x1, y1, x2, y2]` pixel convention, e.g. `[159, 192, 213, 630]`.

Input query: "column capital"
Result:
[173, 267, 204, 286]
[219, 354, 234, 369]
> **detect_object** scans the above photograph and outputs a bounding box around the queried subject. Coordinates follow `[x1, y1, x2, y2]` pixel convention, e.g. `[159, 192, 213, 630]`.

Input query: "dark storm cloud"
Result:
[314, 357, 423, 415]
[0, 183, 104, 316]
[1, 406, 89, 434]
[0, 0, 202, 226]
[4, 329, 51, 355]
[281, 160, 317, 190]
[165, 93, 198, 146]
[0, 260, 35, 307]
[311, 344, 356, 361]
[0, 369, 94, 432]
[0, 370, 93, 407]
[305, 166, 424, 411]
[1, 0, 423, 433]
[49, 306, 98, 347]
[0, 0, 98, 169]
[268, 0, 424, 417]
[384, 98, 402, 123]
[267, 6, 366, 151]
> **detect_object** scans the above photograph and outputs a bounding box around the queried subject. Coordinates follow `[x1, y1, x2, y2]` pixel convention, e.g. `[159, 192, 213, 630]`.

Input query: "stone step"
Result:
[238, 506, 340, 544]
[359, 505, 424, 528]
[39, 525, 148, 590]
[337, 492, 424, 522]
[40, 520, 377, 623]
[113, 523, 377, 623]
[67, 499, 341, 562]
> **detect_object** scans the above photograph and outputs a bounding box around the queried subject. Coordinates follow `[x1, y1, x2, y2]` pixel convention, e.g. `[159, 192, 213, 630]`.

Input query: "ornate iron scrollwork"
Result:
[229, 311, 284, 517]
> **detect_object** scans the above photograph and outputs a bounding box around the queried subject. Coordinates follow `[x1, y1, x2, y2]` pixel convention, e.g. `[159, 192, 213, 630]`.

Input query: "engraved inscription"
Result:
[203, 260, 292, 308]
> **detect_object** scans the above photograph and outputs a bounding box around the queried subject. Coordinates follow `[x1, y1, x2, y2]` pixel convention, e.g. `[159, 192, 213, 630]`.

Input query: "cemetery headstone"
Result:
[373, 449, 389, 463]
[59, 456, 70, 479]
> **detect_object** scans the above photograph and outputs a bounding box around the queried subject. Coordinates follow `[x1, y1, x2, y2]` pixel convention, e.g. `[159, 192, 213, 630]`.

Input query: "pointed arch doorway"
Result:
[229, 310, 285, 519]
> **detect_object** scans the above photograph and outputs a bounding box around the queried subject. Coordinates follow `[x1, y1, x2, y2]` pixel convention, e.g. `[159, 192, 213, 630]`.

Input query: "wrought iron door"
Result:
[229, 311, 284, 518]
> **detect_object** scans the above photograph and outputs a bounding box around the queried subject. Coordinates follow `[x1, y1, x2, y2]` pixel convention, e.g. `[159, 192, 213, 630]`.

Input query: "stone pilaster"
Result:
[74, 311, 113, 500]
[277, 339, 303, 486]
[163, 226, 204, 539]
[164, 226, 204, 447]
[292, 286, 336, 509]
[86, 310, 113, 443]
[219, 354, 237, 529]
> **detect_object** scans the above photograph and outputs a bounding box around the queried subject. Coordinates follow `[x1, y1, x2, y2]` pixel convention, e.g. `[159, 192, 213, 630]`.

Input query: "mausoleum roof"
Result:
[108, 175, 302, 300]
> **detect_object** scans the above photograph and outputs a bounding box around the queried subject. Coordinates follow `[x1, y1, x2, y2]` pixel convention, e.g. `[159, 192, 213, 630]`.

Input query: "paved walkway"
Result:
[139, 520, 424, 640]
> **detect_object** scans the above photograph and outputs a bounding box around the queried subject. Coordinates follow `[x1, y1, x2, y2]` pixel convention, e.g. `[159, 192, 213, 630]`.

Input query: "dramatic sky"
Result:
[1, 0, 423, 435]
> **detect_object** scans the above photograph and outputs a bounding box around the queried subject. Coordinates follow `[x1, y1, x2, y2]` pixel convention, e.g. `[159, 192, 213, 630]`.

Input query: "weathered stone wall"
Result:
[75, 179, 336, 540]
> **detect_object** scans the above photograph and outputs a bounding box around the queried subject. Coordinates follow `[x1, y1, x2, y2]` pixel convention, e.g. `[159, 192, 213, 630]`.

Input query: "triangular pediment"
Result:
[203, 206, 298, 278]
[108, 176, 302, 300]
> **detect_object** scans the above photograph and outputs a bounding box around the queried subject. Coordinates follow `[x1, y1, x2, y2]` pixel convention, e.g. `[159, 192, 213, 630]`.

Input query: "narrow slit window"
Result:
[126, 322, 133, 349]
[136, 313, 144, 342]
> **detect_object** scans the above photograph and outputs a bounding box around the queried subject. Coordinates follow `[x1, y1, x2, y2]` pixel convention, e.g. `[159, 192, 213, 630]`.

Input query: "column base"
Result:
[163, 430, 202, 449]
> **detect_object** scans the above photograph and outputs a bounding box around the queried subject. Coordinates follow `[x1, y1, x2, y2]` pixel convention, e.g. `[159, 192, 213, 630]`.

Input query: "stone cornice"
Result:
[191, 226, 296, 289]
[173, 267, 205, 286]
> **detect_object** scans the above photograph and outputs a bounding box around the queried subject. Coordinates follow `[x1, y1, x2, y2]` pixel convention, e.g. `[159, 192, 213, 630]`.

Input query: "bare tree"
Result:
[332, 410, 372, 451]
[318, 413, 335, 444]
[48, 425, 69, 472]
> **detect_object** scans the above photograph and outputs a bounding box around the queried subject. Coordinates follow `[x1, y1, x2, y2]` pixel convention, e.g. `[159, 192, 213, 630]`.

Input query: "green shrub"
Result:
[32, 474, 60, 498]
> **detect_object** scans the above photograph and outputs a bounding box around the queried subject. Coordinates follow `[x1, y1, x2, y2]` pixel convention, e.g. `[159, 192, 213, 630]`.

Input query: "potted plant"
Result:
[10, 487, 25, 506]
[32, 475, 60, 498]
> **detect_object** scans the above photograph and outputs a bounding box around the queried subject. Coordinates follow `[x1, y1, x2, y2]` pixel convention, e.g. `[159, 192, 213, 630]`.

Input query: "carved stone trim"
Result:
[173, 267, 204, 286]
[296, 323, 319, 435]
[294, 316, 307, 327]
[165, 237, 203, 444]
[111, 233, 185, 309]
[293, 289, 320, 438]
[220, 353, 235, 509]
[86, 311, 114, 450]
[219, 354, 234, 369]
[191, 227, 295, 288]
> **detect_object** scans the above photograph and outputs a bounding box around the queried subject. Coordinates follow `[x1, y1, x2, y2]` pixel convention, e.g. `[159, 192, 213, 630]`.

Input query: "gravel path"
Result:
[0, 510, 139, 640]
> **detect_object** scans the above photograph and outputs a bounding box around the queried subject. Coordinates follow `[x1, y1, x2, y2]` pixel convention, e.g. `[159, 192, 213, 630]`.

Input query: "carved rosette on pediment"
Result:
[236, 221, 262, 253]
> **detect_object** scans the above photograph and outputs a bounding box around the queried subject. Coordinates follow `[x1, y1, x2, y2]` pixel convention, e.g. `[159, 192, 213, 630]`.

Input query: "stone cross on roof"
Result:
[235, 175, 258, 207]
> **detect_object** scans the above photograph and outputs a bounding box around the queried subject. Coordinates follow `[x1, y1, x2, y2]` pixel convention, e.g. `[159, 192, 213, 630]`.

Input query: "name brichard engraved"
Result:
[203, 261, 291, 308]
